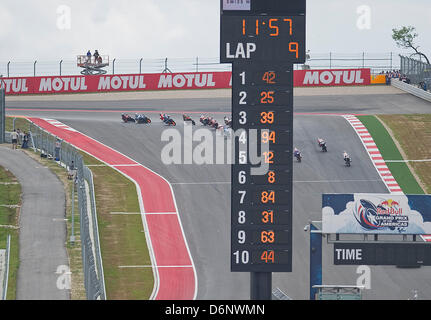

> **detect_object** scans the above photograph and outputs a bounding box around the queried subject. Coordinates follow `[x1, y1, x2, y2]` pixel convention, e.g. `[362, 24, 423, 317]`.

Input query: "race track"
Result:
[6, 85, 431, 300]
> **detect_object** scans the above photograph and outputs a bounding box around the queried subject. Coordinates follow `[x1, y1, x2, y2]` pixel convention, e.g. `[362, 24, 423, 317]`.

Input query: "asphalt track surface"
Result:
[0, 146, 69, 300]
[6, 86, 431, 300]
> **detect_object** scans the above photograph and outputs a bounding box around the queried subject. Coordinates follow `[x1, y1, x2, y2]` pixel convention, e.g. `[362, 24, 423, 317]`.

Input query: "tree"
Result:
[392, 26, 430, 64]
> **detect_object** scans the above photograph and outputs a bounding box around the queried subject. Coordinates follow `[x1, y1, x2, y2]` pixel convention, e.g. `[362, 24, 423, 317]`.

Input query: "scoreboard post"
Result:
[220, 0, 306, 300]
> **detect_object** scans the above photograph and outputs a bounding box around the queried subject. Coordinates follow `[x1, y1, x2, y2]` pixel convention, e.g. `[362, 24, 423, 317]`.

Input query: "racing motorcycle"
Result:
[210, 119, 220, 129]
[183, 114, 196, 125]
[224, 116, 232, 128]
[160, 113, 176, 126]
[318, 139, 327, 152]
[121, 114, 135, 123]
[344, 156, 352, 167]
[200, 116, 211, 126]
[135, 114, 151, 124]
[294, 149, 302, 162]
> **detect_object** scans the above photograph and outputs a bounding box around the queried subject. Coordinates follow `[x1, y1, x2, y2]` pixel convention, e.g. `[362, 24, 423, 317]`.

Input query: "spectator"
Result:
[86, 50, 92, 63]
[68, 161, 76, 180]
[22, 132, 29, 149]
[16, 128, 22, 145]
[419, 81, 428, 91]
[94, 50, 100, 64]
[10, 130, 18, 150]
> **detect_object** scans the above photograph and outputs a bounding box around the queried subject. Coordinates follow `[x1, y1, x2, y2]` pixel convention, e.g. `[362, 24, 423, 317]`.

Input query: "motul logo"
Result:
[303, 70, 367, 85]
[1, 78, 29, 93]
[158, 73, 216, 89]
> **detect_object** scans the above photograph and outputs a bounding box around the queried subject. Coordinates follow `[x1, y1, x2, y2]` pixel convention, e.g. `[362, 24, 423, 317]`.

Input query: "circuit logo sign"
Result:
[322, 194, 431, 234]
[354, 199, 407, 231]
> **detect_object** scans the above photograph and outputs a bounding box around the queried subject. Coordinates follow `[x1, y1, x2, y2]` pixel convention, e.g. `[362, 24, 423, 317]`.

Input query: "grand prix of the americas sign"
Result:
[322, 194, 431, 235]
[2, 68, 372, 95]
[2, 72, 232, 95]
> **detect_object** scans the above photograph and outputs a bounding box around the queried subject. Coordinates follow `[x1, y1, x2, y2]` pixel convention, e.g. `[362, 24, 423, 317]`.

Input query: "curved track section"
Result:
[28, 117, 197, 300]
[7, 86, 431, 299]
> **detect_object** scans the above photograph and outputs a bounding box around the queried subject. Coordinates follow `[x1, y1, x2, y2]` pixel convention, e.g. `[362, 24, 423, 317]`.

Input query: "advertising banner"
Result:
[322, 194, 431, 234]
[370, 74, 386, 85]
[294, 68, 371, 87]
[2, 68, 375, 95]
[1, 71, 233, 95]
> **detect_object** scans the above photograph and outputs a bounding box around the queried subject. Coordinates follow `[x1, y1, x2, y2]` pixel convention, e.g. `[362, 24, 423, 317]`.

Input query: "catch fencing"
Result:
[0, 53, 400, 77]
[1, 235, 11, 300]
[400, 55, 431, 88]
[0, 80, 5, 144]
[5, 123, 106, 300]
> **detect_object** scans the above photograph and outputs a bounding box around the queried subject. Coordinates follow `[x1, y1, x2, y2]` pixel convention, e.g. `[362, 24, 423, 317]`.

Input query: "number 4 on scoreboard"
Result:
[262, 71, 276, 84]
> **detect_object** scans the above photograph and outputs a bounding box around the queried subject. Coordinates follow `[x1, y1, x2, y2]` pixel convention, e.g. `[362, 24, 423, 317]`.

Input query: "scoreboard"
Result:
[221, 0, 306, 273]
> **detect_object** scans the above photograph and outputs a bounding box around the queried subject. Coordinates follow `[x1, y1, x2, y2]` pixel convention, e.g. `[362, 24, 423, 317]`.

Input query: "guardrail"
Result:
[391, 78, 431, 103]
[8, 123, 107, 300]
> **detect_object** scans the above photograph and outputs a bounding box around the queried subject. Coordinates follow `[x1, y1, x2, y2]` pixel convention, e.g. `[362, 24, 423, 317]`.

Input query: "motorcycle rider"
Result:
[318, 138, 327, 151]
[211, 118, 219, 129]
[200, 115, 207, 125]
[318, 138, 326, 147]
[294, 147, 302, 160]
[160, 113, 170, 123]
[224, 116, 232, 128]
[183, 114, 195, 125]
[343, 151, 351, 163]
[122, 113, 132, 122]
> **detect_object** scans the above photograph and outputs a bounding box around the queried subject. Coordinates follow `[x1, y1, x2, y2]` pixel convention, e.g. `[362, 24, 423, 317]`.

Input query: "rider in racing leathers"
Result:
[318, 138, 326, 147]
[343, 151, 350, 162]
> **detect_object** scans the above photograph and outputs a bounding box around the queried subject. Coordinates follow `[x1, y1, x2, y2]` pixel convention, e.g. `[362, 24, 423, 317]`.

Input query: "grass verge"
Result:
[357, 115, 424, 194]
[377, 114, 431, 194]
[0, 165, 21, 300]
[85, 156, 154, 300]
[5, 117, 31, 133]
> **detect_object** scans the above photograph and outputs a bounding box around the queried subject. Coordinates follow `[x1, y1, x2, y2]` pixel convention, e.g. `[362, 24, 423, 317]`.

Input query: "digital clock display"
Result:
[221, 15, 306, 63]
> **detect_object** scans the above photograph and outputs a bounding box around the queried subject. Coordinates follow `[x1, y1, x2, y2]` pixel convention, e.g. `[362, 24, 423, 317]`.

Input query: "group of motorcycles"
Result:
[199, 115, 232, 130]
[121, 113, 178, 126]
[121, 113, 151, 124]
[121, 113, 232, 132]
[294, 138, 352, 167]
[121, 114, 352, 166]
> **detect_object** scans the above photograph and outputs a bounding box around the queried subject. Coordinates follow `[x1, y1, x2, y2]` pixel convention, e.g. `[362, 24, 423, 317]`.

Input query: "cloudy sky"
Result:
[0, 0, 430, 61]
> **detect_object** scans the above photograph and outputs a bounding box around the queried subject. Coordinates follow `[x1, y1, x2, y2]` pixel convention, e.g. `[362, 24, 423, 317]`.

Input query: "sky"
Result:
[0, 0, 430, 62]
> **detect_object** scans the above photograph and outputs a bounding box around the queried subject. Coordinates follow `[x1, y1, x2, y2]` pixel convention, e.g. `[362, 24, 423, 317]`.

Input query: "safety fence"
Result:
[1, 235, 11, 300]
[5, 123, 106, 300]
[400, 55, 431, 87]
[0, 53, 401, 78]
[0, 85, 5, 144]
